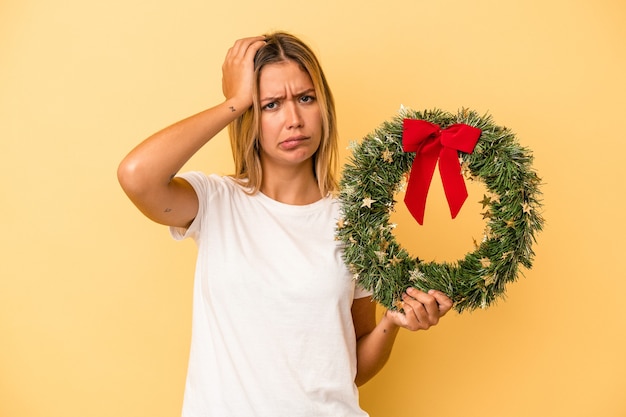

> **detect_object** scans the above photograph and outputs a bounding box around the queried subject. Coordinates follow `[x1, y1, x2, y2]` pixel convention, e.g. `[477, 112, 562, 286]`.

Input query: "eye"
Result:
[262, 101, 278, 111]
[300, 95, 316, 104]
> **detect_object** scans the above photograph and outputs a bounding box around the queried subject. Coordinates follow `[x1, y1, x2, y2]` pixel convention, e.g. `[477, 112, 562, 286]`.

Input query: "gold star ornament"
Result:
[361, 197, 376, 208]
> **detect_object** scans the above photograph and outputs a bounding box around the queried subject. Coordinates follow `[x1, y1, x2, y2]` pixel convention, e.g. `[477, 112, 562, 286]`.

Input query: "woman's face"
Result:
[257, 60, 322, 171]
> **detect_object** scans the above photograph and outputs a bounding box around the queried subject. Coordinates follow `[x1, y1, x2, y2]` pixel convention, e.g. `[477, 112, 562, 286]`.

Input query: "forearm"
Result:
[355, 312, 400, 386]
[118, 98, 245, 194]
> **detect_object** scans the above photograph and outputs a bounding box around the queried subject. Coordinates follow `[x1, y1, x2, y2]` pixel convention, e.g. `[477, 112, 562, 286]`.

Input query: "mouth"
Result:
[279, 135, 310, 149]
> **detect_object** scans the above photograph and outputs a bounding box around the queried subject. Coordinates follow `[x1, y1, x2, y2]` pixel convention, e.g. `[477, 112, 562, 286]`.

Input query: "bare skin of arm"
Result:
[117, 37, 266, 227]
[352, 288, 453, 386]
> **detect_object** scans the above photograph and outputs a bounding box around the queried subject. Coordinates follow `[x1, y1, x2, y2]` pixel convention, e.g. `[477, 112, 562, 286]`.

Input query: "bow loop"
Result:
[401, 119, 482, 225]
[439, 123, 481, 152]
[402, 119, 441, 152]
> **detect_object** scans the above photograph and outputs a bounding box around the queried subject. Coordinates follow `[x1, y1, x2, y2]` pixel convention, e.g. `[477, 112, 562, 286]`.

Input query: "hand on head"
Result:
[221, 36, 267, 109]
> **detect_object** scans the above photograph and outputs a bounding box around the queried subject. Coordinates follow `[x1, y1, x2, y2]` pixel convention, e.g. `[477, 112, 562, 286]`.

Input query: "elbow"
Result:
[117, 156, 145, 198]
[354, 361, 386, 387]
[355, 374, 370, 387]
[117, 157, 134, 193]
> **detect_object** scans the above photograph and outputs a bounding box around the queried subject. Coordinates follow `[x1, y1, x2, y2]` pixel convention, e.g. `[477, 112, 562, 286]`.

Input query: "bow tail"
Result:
[404, 142, 440, 225]
[439, 147, 468, 219]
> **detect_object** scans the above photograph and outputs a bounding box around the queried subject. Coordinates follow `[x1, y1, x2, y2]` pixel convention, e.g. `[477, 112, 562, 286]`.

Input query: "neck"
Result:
[260, 164, 322, 205]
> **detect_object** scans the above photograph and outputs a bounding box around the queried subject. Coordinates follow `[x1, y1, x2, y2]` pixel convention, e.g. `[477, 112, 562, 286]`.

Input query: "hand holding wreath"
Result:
[385, 288, 454, 331]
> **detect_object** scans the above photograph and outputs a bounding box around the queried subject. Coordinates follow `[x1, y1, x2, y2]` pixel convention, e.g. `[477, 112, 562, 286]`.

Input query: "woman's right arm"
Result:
[117, 36, 266, 227]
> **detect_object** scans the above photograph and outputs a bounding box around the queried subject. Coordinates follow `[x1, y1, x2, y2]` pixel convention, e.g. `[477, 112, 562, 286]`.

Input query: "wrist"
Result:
[223, 97, 252, 117]
[379, 311, 401, 335]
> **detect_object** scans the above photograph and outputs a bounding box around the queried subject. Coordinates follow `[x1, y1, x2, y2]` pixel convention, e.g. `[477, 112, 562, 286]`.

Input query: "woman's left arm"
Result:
[352, 288, 453, 386]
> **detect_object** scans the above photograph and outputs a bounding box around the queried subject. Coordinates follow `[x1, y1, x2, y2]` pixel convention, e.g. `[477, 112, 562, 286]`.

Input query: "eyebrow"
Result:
[260, 88, 316, 104]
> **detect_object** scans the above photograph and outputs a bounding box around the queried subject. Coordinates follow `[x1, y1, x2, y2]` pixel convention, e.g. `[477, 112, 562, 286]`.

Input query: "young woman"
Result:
[118, 31, 452, 417]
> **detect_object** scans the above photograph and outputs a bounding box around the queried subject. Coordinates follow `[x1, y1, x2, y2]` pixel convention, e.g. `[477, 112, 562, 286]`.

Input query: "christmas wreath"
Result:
[336, 107, 544, 312]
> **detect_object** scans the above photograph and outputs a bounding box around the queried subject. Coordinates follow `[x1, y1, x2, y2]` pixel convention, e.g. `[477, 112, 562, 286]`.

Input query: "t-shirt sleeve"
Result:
[169, 171, 209, 241]
[354, 283, 372, 299]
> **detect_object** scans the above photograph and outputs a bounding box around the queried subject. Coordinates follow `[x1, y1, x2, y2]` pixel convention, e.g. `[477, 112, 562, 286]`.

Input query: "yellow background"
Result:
[2, 0, 625, 416]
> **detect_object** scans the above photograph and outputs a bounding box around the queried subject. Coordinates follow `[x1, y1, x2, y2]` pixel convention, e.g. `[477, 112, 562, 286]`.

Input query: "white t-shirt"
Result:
[170, 172, 370, 417]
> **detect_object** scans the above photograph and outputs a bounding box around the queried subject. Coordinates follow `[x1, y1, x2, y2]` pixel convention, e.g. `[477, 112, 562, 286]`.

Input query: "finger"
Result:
[428, 289, 454, 316]
[227, 36, 266, 59]
[401, 293, 431, 330]
[406, 288, 440, 324]
[243, 38, 267, 61]
[223, 37, 266, 78]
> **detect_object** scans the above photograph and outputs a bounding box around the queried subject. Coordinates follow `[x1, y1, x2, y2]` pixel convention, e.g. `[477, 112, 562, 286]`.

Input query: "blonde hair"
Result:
[228, 31, 339, 196]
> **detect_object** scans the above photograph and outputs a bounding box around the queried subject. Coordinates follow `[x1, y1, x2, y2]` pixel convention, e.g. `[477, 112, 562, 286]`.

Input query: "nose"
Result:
[285, 101, 303, 129]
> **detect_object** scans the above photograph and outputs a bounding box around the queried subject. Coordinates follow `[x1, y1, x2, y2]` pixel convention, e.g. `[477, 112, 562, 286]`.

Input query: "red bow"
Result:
[402, 119, 482, 225]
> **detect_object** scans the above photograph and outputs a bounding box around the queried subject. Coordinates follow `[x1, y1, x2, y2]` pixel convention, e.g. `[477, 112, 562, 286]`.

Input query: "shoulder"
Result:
[176, 172, 250, 198]
[325, 194, 343, 217]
